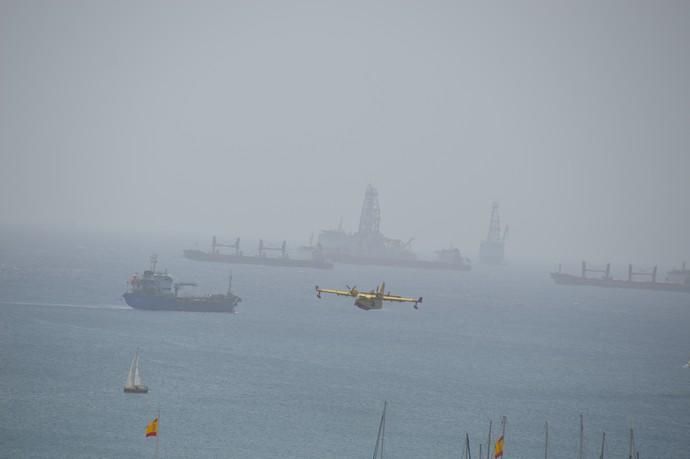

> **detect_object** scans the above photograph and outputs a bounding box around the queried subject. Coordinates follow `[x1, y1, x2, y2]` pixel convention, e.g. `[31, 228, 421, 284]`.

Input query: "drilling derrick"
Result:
[479, 202, 506, 264]
[358, 185, 381, 235]
[487, 202, 502, 242]
[314, 184, 471, 270]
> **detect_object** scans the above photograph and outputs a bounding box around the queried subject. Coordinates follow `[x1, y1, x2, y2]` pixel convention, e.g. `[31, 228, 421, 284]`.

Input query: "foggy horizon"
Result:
[2, 1, 689, 265]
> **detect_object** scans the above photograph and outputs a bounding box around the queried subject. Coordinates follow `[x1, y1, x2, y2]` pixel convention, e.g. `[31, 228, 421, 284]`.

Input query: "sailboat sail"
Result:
[133, 354, 142, 386]
[124, 351, 148, 393]
[126, 353, 137, 388]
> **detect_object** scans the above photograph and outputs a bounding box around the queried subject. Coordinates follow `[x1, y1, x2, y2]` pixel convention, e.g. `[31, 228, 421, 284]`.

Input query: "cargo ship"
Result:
[317, 185, 471, 271]
[550, 261, 690, 293]
[123, 255, 241, 312]
[320, 247, 471, 271]
[184, 236, 333, 269]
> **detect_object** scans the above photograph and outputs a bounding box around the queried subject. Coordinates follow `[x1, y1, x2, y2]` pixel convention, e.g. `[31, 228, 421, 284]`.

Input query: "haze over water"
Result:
[1, 1, 690, 458]
[1, 230, 689, 458]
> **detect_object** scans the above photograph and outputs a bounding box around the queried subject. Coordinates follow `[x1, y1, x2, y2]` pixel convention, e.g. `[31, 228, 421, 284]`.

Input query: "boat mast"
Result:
[628, 427, 635, 459]
[465, 432, 472, 459]
[599, 432, 606, 459]
[578, 414, 584, 459]
[134, 353, 142, 386]
[372, 401, 387, 459]
[486, 420, 492, 459]
[544, 421, 549, 459]
[127, 352, 137, 387]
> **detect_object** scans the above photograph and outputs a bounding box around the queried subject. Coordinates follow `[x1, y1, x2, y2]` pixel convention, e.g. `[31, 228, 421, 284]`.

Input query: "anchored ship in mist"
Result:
[184, 237, 333, 269]
[123, 255, 241, 312]
[317, 185, 471, 271]
[551, 261, 690, 293]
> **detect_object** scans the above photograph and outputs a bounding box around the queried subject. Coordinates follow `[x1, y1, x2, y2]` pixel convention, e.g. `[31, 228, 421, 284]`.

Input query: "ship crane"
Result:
[211, 236, 241, 256]
[258, 240, 287, 258]
[628, 264, 658, 283]
[580, 261, 612, 280]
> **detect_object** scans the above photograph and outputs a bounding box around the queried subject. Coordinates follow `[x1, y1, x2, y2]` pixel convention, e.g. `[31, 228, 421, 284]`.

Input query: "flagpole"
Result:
[154, 408, 160, 459]
[500, 416, 506, 456]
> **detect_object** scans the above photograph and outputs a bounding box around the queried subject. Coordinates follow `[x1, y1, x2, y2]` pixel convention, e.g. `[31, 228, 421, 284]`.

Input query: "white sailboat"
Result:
[124, 351, 148, 394]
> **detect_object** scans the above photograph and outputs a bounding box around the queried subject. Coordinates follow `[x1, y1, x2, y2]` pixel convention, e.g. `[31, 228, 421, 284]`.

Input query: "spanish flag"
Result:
[494, 435, 504, 458]
[145, 417, 158, 438]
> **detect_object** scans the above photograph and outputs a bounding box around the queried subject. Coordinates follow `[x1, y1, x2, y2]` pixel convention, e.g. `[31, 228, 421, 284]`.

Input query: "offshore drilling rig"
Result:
[318, 185, 414, 261]
[317, 185, 471, 271]
[479, 202, 508, 264]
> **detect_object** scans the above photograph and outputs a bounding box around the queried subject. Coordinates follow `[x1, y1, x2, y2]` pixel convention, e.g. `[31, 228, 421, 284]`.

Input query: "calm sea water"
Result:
[1, 229, 689, 458]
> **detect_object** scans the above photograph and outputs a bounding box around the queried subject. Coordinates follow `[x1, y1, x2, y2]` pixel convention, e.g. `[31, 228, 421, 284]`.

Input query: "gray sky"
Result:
[1, 0, 689, 264]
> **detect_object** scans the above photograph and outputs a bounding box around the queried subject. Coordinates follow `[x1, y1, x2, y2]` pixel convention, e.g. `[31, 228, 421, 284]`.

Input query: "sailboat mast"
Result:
[578, 414, 584, 459]
[479, 443, 482, 459]
[127, 353, 136, 387]
[628, 428, 635, 459]
[486, 420, 492, 459]
[134, 353, 142, 386]
[381, 402, 385, 459]
[372, 401, 387, 459]
[544, 421, 549, 459]
[599, 432, 606, 459]
[466, 432, 472, 459]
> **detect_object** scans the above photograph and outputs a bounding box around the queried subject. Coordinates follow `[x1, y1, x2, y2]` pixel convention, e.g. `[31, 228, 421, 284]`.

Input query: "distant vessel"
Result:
[184, 236, 333, 269]
[124, 351, 148, 394]
[317, 185, 471, 271]
[123, 255, 242, 312]
[550, 261, 690, 293]
[479, 202, 508, 265]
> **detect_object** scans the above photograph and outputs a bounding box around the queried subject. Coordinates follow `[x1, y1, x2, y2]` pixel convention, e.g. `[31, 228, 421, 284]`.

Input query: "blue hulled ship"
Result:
[123, 255, 241, 312]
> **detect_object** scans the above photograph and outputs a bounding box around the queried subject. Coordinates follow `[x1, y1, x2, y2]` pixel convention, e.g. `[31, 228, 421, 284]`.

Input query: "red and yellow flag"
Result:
[145, 417, 158, 438]
[494, 435, 504, 458]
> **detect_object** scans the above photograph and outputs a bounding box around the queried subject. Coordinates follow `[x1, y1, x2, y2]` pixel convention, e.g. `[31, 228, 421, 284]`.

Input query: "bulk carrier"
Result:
[550, 261, 690, 293]
[184, 237, 333, 269]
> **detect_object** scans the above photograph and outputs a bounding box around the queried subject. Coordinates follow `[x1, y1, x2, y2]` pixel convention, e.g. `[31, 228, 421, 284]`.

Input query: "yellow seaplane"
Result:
[315, 282, 422, 310]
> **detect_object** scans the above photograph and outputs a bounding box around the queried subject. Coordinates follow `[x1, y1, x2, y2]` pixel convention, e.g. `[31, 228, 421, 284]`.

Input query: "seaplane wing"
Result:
[381, 294, 423, 304]
[315, 286, 357, 298]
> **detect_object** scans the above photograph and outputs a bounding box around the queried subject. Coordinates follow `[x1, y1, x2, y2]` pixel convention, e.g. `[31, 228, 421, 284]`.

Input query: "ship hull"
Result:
[550, 272, 690, 293]
[124, 385, 148, 394]
[123, 292, 240, 312]
[326, 253, 471, 271]
[184, 249, 333, 269]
